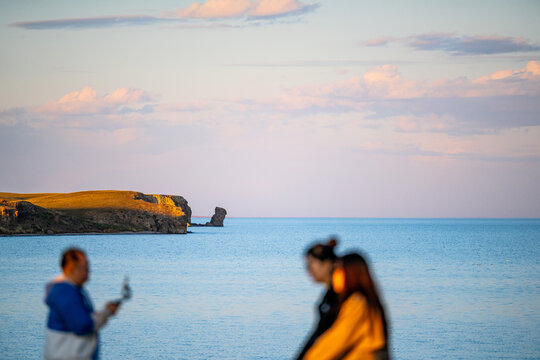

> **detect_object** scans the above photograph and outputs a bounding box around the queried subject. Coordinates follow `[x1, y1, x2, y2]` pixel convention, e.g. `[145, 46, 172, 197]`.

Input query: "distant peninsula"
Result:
[0, 190, 198, 235]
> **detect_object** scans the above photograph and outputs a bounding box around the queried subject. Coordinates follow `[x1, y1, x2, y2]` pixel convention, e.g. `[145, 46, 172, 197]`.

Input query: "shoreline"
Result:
[0, 231, 191, 237]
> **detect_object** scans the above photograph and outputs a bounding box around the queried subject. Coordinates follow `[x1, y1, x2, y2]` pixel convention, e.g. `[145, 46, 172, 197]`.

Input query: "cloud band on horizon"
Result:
[2, 62, 539, 136]
[363, 33, 540, 55]
[9, 0, 319, 30]
[9, 15, 172, 30]
[228, 61, 540, 135]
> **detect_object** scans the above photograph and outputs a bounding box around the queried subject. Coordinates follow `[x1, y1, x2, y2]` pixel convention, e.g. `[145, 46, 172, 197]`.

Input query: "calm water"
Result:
[0, 218, 539, 359]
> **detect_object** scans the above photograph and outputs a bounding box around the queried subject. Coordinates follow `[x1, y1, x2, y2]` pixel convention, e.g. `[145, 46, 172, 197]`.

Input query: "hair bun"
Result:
[327, 238, 338, 248]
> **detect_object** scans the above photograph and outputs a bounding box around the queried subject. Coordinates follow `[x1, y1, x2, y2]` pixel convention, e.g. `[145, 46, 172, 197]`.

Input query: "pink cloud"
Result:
[474, 61, 540, 82]
[273, 61, 540, 108]
[237, 61, 540, 134]
[0, 86, 215, 128]
[10, 0, 317, 31]
[247, 65, 423, 113]
[362, 65, 428, 98]
[105, 87, 151, 104]
[37, 86, 153, 116]
[3, 62, 539, 136]
[178, 0, 251, 19]
[176, 0, 315, 19]
[470, 61, 540, 96]
[526, 61, 540, 75]
[249, 0, 307, 17]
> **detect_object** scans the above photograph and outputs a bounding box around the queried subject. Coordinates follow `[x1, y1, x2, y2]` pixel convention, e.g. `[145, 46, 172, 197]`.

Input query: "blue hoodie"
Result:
[44, 280, 99, 360]
[46, 281, 95, 335]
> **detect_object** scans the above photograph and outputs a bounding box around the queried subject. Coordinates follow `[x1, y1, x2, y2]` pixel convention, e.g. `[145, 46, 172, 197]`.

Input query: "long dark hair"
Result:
[338, 253, 389, 343]
[305, 237, 338, 261]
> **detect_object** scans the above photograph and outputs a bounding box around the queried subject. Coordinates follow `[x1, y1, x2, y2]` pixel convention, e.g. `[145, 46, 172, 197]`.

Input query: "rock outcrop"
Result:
[208, 207, 227, 227]
[190, 206, 227, 227]
[0, 191, 192, 235]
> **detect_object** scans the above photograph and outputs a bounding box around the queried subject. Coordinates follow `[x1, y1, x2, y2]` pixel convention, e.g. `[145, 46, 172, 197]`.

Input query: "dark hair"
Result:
[60, 247, 86, 269]
[305, 237, 338, 262]
[338, 252, 389, 342]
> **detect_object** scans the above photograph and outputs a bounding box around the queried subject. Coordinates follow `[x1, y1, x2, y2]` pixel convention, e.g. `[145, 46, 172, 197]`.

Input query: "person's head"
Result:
[332, 252, 382, 308]
[305, 238, 338, 286]
[60, 248, 89, 286]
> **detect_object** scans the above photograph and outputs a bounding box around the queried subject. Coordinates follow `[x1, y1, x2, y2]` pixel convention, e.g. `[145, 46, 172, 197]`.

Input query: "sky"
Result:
[1, 0, 539, 217]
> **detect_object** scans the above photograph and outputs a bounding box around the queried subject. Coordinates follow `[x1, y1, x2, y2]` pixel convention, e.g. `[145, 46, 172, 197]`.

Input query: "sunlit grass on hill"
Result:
[0, 190, 185, 217]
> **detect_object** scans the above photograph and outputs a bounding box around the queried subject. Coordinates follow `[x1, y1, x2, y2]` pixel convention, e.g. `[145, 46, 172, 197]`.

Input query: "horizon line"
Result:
[193, 216, 540, 219]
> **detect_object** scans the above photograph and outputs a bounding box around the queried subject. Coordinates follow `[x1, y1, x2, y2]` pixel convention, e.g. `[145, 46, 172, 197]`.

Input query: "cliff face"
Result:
[133, 193, 192, 224]
[0, 191, 192, 235]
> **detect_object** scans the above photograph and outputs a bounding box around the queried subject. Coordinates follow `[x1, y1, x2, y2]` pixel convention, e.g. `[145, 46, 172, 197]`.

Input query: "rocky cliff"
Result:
[0, 191, 192, 235]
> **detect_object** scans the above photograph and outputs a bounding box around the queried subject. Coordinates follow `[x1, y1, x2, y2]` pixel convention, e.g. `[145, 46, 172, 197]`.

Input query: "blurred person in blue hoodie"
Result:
[43, 248, 120, 360]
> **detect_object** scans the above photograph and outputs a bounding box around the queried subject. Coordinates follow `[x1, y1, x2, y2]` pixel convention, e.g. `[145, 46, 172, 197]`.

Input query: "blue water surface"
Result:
[0, 218, 539, 359]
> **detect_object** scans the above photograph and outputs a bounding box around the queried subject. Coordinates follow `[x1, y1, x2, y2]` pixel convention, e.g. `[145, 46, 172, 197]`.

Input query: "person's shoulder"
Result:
[48, 281, 79, 298]
[349, 292, 367, 302]
[46, 281, 79, 306]
[51, 280, 76, 289]
[342, 292, 368, 312]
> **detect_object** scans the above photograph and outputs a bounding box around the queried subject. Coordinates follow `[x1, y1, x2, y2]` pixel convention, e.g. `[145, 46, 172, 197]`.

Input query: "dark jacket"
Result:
[295, 288, 340, 360]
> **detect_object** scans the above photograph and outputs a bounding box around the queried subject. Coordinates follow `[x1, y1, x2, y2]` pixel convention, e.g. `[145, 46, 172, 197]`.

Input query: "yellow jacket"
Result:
[304, 292, 386, 360]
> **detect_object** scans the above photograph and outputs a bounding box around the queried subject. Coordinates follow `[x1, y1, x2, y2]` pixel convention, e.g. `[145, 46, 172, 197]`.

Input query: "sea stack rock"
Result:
[207, 207, 227, 227]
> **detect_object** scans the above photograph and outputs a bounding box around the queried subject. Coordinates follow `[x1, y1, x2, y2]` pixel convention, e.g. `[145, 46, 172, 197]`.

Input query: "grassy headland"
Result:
[0, 190, 191, 235]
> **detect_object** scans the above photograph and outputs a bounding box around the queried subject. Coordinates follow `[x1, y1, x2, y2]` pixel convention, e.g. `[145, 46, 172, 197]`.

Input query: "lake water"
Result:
[0, 218, 539, 359]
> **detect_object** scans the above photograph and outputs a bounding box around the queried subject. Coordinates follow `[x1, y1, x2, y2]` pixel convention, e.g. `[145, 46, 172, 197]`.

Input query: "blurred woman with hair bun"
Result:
[295, 237, 340, 360]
